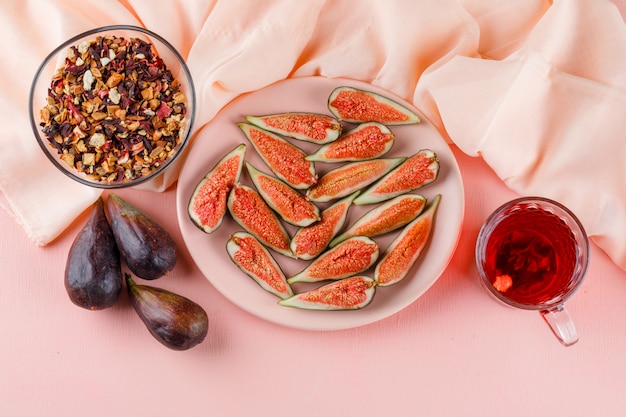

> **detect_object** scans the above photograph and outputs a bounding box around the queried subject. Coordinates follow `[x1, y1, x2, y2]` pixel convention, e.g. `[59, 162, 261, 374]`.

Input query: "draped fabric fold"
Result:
[2, 0, 625, 270]
[416, 0, 626, 269]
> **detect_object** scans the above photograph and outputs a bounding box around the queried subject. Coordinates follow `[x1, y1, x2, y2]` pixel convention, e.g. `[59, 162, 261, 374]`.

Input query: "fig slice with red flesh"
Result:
[188, 144, 246, 234]
[328, 86, 420, 125]
[330, 194, 427, 247]
[354, 149, 439, 205]
[306, 157, 405, 203]
[306, 122, 395, 163]
[246, 162, 320, 227]
[227, 184, 292, 257]
[227, 231, 294, 299]
[278, 276, 377, 310]
[238, 122, 317, 189]
[374, 194, 440, 287]
[288, 236, 379, 284]
[245, 112, 342, 144]
[290, 192, 358, 260]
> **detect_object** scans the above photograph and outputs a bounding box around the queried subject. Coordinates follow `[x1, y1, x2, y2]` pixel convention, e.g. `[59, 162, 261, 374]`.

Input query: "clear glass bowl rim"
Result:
[28, 24, 196, 189]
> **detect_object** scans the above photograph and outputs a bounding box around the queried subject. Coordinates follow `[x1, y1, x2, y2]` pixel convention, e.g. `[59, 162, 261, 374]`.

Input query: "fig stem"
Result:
[125, 273, 135, 287]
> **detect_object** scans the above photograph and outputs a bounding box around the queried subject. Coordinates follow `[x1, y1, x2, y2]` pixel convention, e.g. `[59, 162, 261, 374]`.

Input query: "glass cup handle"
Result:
[541, 305, 579, 346]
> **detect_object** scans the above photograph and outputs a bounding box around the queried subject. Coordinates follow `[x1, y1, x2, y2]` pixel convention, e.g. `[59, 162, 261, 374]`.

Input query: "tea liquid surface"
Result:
[484, 206, 577, 305]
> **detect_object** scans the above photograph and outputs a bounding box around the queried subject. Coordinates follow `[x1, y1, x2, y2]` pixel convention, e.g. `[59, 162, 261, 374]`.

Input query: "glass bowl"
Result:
[29, 25, 196, 189]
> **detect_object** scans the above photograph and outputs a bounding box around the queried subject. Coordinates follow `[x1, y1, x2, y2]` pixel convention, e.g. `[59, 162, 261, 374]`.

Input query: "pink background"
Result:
[3, 147, 626, 416]
[3, 3, 626, 417]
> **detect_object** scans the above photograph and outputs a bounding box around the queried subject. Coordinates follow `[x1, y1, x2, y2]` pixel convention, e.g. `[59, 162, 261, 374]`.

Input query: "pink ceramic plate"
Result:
[176, 77, 464, 331]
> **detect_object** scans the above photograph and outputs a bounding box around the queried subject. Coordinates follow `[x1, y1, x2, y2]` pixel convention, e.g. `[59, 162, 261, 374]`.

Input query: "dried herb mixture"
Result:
[39, 35, 188, 184]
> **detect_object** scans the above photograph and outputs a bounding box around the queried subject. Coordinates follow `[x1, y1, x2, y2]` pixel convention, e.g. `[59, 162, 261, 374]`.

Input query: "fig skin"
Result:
[227, 184, 293, 257]
[65, 197, 122, 310]
[227, 231, 293, 299]
[279, 276, 377, 310]
[374, 194, 441, 286]
[354, 149, 439, 205]
[330, 194, 427, 247]
[306, 157, 405, 203]
[306, 122, 395, 163]
[106, 194, 177, 280]
[238, 122, 317, 190]
[328, 86, 420, 125]
[288, 236, 380, 284]
[246, 162, 320, 227]
[126, 274, 208, 351]
[188, 143, 246, 234]
[245, 113, 342, 144]
[290, 191, 358, 260]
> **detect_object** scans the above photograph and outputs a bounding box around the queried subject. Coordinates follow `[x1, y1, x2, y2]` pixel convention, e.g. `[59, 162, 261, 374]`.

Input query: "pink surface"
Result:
[3, 2, 626, 416]
[2, 145, 626, 416]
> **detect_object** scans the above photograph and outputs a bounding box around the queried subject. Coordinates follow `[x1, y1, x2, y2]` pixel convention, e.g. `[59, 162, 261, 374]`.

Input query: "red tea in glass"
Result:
[475, 197, 589, 346]
[483, 206, 577, 305]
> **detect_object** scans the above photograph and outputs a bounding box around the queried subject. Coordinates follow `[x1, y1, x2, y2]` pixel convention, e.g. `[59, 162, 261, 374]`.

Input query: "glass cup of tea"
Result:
[475, 197, 589, 346]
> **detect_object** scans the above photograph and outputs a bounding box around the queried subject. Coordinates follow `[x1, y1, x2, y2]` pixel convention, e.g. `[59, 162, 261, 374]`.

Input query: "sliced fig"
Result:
[278, 276, 377, 310]
[328, 86, 420, 125]
[306, 122, 395, 163]
[107, 194, 176, 280]
[65, 197, 122, 310]
[246, 162, 320, 227]
[227, 184, 292, 257]
[245, 112, 342, 144]
[238, 122, 317, 189]
[374, 194, 440, 287]
[331, 194, 427, 247]
[288, 236, 379, 284]
[188, 144, 246, 234]
[126, 274, 208, 351]
[227, 231, 293, 299]
[354, 149, 439, 205]
[306, 157, 405, 203]
[290, 192, 358, 260]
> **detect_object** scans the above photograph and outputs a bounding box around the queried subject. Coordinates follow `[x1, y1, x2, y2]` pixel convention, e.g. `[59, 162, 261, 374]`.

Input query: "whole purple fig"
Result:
[65, 197, 122, 310]
[106, 194, 176, 280]
[126, 274, 208, 351]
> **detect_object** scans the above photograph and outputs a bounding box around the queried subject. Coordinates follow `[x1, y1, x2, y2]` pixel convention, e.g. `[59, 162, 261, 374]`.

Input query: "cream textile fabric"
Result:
[1, 0, 625, 271]
[417, 0, 626, 269]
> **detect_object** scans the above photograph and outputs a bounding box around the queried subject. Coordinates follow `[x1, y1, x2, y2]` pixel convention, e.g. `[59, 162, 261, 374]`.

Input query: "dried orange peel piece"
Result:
[493, 274, 513, 293]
